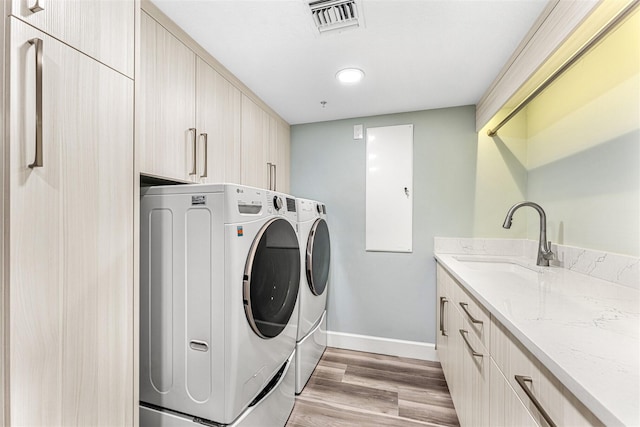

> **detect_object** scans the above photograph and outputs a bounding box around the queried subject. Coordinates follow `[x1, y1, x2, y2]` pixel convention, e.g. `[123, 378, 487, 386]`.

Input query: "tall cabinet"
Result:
[2, 2, 136, 426]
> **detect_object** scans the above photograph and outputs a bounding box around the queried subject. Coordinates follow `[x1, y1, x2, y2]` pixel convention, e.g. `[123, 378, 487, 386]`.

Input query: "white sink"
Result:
[453, 256, 542, 278]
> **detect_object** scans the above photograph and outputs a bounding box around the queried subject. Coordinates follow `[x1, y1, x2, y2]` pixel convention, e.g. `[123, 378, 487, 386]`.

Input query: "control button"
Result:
[316, 203, 322, 214]
[273, 196, 283, 211]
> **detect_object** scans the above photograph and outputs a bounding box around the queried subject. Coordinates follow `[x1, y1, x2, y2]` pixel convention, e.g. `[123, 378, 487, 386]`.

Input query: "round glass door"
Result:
[306, 218, 330, 296]
[243, 218, 300, 338]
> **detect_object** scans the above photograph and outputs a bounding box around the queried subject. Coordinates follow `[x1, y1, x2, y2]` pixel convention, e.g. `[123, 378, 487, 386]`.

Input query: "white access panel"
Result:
[365, 124, 413, 252]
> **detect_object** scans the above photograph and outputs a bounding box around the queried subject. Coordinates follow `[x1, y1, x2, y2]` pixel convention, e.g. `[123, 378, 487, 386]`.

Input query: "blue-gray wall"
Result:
[291, 106, 477, 344]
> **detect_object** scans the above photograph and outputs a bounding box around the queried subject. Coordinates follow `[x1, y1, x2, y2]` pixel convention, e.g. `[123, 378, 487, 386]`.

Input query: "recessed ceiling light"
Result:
[336, 68, 365, 84]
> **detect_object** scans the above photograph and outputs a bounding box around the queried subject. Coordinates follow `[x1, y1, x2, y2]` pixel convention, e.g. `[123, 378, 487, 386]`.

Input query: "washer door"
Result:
[244, 218, 300, 338]
[306, 218, 331, 296]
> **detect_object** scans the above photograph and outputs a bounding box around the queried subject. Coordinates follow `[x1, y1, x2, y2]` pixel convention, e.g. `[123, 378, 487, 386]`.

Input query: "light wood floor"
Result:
[286, 347, 460, 427]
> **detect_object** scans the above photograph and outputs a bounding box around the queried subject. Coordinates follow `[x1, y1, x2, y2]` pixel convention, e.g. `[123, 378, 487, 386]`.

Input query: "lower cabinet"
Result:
[489, 359, 539, 427]
[436, 263, 603, 427]
[437, 264, 489, 426]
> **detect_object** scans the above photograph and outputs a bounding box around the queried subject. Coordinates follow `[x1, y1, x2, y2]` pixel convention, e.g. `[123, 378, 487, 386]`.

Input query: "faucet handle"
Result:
[543, 241, 555, 260]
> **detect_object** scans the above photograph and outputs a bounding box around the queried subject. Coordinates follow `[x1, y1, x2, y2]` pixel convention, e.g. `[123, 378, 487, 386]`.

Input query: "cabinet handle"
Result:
[439, 297, 448, 336]
[266, 162, 273, 190]
[459, 302, 483, 324]
[28, 38, 43, 168]
[459, 329, 483, 358]
[272, 163, 277, 191]
[28, 0, 44, 13]
[200, 133, 208, 178]
[515, 375, 557, 427]
[188, 128, 197, 175]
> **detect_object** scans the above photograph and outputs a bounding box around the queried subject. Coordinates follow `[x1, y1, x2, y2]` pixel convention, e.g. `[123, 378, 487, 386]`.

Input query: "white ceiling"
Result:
[150, 0, 549, 125]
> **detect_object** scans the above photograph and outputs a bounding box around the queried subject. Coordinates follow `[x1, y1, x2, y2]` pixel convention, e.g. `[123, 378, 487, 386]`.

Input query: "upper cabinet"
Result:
[241, 95, 269, 189]
[9, 0, 134, 77]
[139, 5, 290, 192]
[241, 96, 291, 193]
[276, 118, 291, 193]
[139, 11, 196, 182]
[196, 57, 242, 184]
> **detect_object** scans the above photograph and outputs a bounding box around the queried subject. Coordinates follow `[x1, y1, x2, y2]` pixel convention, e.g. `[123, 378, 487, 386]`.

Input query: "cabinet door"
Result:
[8, 19, 62, 427]
[460, 317, 490, 426]
[139, 11, 196, 182]
[276, 118, 291, 193]
[241, 95, 269, 189]
[9, 0, 134, 77]
[268, 115, 278, 189]
[196, 58, 241, 184]
[490, 359, 539, 427]
[8, 18, 134, 426]
[436, 264, 451, 375]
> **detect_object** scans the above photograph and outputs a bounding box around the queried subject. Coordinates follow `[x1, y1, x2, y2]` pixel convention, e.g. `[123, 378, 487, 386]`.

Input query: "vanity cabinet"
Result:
[491, 317, 604, 427]
[8, 0, 134, 77]
[4, 16, 134, 426]
[437, 265, 489, 426]
[436, 264, 603, 427]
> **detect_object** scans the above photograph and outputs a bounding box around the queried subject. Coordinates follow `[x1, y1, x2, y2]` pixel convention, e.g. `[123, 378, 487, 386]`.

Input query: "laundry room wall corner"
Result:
[290, 106, 477, 349]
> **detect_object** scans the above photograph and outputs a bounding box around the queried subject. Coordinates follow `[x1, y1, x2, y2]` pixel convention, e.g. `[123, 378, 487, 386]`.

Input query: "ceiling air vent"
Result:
[308, 0, 362, 34]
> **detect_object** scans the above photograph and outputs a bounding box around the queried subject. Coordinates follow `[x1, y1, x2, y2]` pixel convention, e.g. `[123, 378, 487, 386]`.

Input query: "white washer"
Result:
[295, 198, 331, 394]
[140, 184, 300, 425]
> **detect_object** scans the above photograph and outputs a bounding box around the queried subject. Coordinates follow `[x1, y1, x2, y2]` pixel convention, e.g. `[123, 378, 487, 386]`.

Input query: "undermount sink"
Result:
[453, 256, 541, 276]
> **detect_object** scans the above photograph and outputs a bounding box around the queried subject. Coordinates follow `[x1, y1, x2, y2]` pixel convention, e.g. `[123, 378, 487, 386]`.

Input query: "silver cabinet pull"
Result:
[199, 133, 208, 178]
[459, 329, 483, 358]
[272, 163, 277, 191]
[189, 340, 209, 352]
[266, 162, 273, 190]
[439, 297, 448, 336]
[28, 38, 43, 168]
[29, 0, 44, 13]
[515, 375, 557, 427]
[188, 128, 197, 175]
[459, 302, 483, 324]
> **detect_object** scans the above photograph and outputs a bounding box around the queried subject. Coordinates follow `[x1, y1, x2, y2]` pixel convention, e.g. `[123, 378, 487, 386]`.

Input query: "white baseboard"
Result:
[326, 331, 439, 362]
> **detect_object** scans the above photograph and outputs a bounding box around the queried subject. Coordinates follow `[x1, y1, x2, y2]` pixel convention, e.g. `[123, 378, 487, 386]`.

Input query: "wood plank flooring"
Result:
[286, 347, 460, 427]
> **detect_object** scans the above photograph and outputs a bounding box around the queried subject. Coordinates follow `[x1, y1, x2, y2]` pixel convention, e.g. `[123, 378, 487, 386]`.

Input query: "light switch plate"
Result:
[353, 124, 364, 140]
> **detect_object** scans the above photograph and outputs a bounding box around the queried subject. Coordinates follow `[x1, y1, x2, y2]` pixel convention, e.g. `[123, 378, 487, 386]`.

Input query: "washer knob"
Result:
[273, 196, 283, 211]
[316, 203, 322, 214]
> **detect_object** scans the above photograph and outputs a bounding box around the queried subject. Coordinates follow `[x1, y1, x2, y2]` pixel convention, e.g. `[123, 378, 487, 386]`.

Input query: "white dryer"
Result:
[140, 184, 300, 425]
[295, 198, 331, 394]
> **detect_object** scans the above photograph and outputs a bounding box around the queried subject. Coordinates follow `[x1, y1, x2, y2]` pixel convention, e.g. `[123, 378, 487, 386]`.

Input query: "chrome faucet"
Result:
[502, 201, 554, 266]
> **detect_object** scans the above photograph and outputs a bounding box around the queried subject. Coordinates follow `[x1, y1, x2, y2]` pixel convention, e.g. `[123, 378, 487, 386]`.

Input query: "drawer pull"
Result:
[439, 297, 448, 336]
[459, 329, 482, 358]
[515, 375, 557, 427]
[459, 302, 483, 324]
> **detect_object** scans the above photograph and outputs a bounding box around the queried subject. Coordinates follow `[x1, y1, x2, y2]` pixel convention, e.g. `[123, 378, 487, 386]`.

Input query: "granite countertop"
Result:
[435, 252, 639, 427]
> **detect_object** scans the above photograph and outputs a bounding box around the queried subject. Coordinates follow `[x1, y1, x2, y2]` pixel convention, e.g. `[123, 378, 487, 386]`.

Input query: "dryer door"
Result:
[244, 218, 300, 338]
[306, 218, 331, 296]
